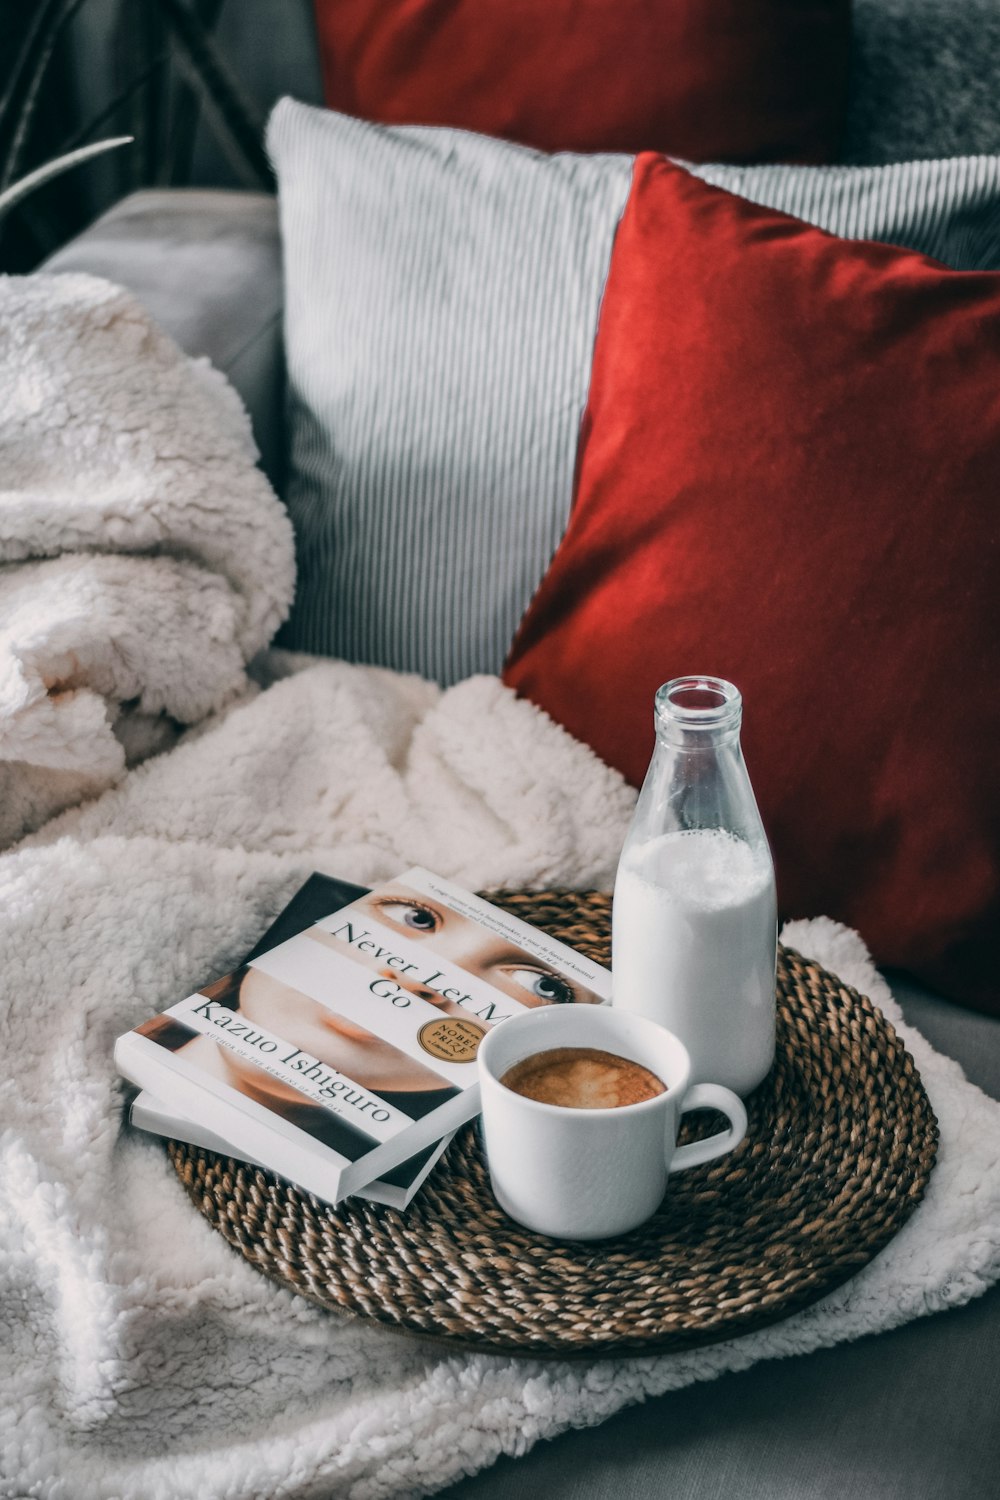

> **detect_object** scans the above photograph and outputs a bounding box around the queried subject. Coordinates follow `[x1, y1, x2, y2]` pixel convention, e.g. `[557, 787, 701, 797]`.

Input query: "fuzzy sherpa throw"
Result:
[2, 654, 999, 1500]
[0, 273, 295, 849]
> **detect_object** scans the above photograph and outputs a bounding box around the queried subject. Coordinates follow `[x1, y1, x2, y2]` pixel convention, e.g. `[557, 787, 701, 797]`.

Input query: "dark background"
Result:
[0, 0, 322, 272]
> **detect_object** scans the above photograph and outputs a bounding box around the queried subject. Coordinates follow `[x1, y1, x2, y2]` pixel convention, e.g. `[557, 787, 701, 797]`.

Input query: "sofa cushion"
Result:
[844, 0, 1000, 165]
[268, 100, 631, 682]
[268, 100, 1000, 687]
[502, 155, 1000, 1013]
[312, 0, 851, 164]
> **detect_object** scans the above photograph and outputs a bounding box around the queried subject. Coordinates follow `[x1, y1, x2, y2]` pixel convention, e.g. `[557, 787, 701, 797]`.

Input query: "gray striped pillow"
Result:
[268, 100, 1000, 684]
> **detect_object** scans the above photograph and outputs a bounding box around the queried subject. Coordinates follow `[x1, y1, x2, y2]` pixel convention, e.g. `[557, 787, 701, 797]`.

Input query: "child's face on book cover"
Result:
[236, 968, 450, 1095]
[348, 884, 605, 1011]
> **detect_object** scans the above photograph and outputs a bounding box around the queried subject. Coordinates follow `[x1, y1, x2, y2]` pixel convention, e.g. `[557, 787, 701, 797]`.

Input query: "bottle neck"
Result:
[622, 675, 771, 858]
[654, 676, 743, 751]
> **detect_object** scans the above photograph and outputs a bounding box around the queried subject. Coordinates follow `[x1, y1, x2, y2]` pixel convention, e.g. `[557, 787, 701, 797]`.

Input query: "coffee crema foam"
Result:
[500, 1046, 665, 1110]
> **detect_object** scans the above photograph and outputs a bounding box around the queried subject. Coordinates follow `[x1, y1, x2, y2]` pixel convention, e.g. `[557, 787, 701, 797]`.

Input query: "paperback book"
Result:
[115, 868, 611, 1206]
[127, 874, 452, 1209]
[129, 1088, 456, 1209]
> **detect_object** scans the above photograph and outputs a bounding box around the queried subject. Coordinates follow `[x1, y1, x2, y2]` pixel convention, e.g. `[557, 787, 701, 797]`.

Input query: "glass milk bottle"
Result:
[612, 677, 777, 1097]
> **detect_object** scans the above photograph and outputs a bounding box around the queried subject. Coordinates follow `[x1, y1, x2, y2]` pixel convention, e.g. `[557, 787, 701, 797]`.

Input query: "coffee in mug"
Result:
[478, 1004, 748, 1239]
[500, 1046, 665, 1110]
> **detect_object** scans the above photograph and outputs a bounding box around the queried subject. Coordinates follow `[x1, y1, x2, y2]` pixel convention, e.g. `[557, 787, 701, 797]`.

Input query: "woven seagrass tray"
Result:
[169, 889, 938, 1358]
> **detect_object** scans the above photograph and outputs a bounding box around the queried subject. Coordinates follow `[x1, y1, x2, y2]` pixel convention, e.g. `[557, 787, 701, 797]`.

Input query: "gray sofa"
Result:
[43, 10, 1000, 1498]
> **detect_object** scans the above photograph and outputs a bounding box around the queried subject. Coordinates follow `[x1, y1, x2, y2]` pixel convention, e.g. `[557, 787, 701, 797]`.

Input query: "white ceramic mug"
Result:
[478, 1005, 748, 1240]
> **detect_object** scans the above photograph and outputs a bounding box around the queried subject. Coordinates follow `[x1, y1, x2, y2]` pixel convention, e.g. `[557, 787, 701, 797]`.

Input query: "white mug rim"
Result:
[478, 1006, 692, 1121]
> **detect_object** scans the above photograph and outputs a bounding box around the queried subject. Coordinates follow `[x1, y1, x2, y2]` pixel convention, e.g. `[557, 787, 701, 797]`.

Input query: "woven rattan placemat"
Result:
[169, 890, 938, 1358]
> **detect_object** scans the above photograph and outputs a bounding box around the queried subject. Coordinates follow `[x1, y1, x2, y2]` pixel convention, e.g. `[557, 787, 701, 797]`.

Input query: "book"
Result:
[129, 1089, 456, 1210]
[126, 874, 453, 1209]
[115, 868, 611, 1206]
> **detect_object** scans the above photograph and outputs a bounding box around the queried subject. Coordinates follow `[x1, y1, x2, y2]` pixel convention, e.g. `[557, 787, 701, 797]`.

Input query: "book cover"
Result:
[115, 868, 611, 1205]
[126, 873, 452, 1209]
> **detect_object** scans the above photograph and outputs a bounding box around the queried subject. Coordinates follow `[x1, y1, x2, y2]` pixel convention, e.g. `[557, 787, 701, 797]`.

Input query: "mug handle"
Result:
[668, 1083, 748, 1174]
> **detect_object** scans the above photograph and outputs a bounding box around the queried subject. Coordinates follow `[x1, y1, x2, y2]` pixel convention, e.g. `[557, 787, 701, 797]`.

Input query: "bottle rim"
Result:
[655, 676, 742, 732]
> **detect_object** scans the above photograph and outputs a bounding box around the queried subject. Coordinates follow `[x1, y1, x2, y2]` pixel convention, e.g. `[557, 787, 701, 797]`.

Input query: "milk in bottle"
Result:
[612, 678, 776, 1097]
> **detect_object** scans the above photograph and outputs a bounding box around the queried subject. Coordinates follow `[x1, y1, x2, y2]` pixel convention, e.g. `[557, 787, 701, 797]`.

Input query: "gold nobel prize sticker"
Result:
[418, 1016, 487, 1063]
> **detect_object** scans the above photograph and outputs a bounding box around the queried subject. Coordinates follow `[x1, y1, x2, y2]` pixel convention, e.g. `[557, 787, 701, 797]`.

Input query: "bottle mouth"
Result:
[655, 676, 742, 734]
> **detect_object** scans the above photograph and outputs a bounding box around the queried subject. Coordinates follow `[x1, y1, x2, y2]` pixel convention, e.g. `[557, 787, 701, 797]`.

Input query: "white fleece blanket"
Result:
[0, 274, 295, 849]
[2, 653, 1000, 1500]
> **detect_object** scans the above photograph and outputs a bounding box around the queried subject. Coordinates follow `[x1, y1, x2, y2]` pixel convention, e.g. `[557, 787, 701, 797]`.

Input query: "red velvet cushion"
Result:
[503, 156, 1000, 1014]
[313, 0, 850, 164]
